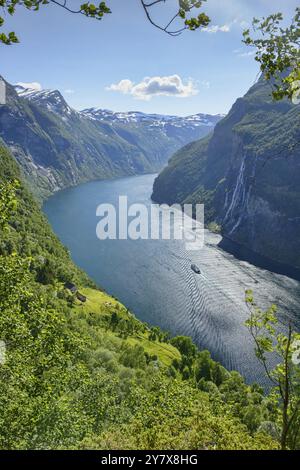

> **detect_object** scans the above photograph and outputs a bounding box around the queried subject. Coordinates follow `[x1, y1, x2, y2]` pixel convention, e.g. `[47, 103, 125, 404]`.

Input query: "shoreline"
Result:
[219, 236, 300, 282]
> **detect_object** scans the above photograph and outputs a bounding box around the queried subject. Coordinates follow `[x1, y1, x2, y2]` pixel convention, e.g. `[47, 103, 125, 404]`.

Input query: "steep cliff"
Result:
[152, 77, 300, 273]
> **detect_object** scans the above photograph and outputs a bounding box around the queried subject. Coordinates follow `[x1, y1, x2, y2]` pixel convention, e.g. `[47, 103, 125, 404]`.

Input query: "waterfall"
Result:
[224, 154, 247, 221]
[223, 154, 247, 232]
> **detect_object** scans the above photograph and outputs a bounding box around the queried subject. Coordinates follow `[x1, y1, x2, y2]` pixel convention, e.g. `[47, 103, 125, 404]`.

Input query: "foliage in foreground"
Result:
[244, 7, 300, 102]
[0, 252, 278, 450]
[245, 291, 300, 450]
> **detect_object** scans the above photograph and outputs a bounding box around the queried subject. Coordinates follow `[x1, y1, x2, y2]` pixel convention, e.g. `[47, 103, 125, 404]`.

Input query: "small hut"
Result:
[76, 292, 87, 303]
[64, 282, 78, 294]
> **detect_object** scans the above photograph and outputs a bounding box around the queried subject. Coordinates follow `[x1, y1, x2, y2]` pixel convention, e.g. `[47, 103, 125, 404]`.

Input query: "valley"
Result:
[43, 173, 300, 385]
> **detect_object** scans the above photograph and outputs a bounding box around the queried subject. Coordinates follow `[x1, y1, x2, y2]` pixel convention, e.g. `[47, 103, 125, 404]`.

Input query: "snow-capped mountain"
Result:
[15, 85, 223, 131]
[80, 108, 223, 146]
[81, 107, 222, 129]
[15, 85, 74, 117]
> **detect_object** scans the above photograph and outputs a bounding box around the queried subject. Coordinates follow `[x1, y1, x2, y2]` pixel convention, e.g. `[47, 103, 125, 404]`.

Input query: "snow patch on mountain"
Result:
[15, 84, 223, 131]
[15, 85, 74, 117]
[81, 107, 223, 129]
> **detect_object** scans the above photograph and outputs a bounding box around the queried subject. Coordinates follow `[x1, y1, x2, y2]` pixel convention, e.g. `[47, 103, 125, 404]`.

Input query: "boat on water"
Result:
[191, 264, 201, 274]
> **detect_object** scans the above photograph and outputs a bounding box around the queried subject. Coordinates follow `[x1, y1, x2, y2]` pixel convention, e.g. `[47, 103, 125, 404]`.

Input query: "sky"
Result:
[0, 0, 298, 116]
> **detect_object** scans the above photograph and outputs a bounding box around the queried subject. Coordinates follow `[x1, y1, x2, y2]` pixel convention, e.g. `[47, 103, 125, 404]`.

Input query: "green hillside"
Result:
[0, 145, 279, 450]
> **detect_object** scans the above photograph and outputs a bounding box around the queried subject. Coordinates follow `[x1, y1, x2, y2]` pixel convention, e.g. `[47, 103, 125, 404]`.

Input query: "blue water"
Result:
[43, 174, 300, 384]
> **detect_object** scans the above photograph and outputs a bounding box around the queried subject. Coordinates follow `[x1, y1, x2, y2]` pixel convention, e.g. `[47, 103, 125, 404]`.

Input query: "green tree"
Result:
[245, 290, 300, 450]
[119, 344, 147, 369]
[243, 8, 300, 102]
[36, 258, 57, 285]
[195, 350, 213, 382]
[170, 335, 197, 359]
[242, 405, 264, 434]
[109, 311, 119, 331]
[211, 362, 228, 387]
[149, 326, 161, 341]
[0, 0, 210, 45]
[0, 180, 19, 229]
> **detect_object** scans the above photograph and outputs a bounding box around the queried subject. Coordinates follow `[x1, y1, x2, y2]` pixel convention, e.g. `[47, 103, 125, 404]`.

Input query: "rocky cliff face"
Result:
[0, 77, 221, 199]
[152, 77, 300, 273]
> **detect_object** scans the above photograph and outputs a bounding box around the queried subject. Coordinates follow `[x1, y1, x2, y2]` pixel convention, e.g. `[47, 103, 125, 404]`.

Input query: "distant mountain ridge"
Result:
[81, 107, 222, 127]
[15, 83, 222, 147]
[0, 78, 222, 198]
[15, 84, 222, 128]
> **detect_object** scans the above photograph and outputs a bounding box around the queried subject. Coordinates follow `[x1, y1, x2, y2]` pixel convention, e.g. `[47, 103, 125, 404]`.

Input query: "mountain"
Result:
[81, 107, 222, 144]
[152, 77, 300, 275]
[0, 77, 222, 198]
[15, 85, 75, 116]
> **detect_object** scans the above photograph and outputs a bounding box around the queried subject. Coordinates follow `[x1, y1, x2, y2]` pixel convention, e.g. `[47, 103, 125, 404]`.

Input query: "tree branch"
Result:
[246, 303, 278, 387]
[49, 0, 83, 15]
[143, 0, 166, 7]
[140, 0, 187, 36]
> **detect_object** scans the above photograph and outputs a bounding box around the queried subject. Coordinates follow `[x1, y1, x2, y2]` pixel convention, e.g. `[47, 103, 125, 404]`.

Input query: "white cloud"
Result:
[64, 89, 75, 94]
[106, 75, 199, 100]
[108, 79, 133, 95]
[16, 81, 42, 91]
[239, 51, 255, 58]
[201, 18, 249, 34]
[232, 18, 250, 29]
[233, 48, 255, 58]
[202, 24, 231, 33]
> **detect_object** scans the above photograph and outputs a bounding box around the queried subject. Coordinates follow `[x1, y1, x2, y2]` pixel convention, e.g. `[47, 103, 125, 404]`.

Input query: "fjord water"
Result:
[44, 174, 300, 384]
